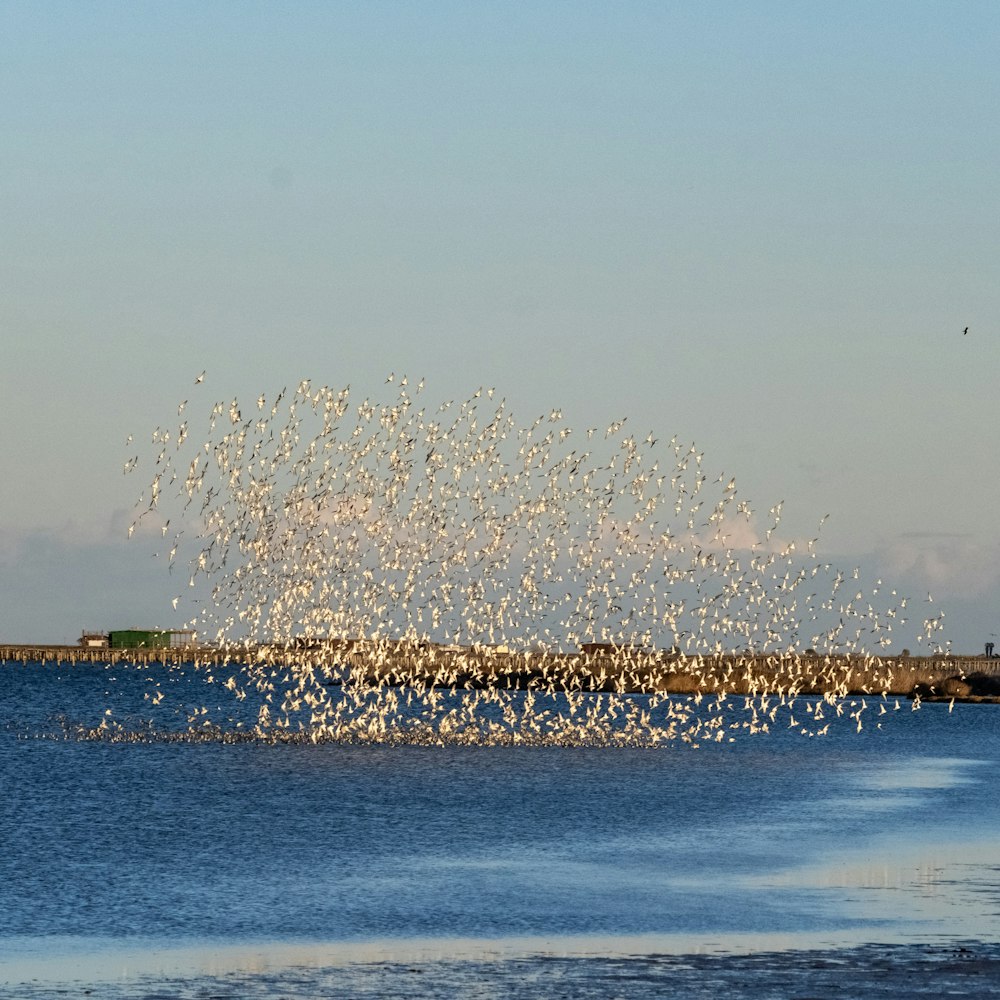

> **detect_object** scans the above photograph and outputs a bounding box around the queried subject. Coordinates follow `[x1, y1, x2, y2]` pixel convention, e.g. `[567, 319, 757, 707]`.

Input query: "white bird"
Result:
[118, 374, 921, 749]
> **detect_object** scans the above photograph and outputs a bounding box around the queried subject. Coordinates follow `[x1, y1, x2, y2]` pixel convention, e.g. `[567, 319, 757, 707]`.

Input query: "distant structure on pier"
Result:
[79, 629, 196, 650]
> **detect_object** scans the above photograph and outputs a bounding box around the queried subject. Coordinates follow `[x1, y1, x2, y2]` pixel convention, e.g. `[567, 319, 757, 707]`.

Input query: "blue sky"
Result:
[2, 2, 998, 648]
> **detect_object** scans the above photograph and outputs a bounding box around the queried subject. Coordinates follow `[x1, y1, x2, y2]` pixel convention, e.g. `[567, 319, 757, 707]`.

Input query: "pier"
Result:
[2, 642, 999, 699]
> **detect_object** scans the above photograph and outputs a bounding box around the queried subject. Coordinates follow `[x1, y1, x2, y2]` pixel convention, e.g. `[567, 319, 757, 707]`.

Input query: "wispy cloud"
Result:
[0, 515, 181, 642]
[878, 532, 1000, 599]
[0, 528, 26, 566]
[1, 509, 143, 564]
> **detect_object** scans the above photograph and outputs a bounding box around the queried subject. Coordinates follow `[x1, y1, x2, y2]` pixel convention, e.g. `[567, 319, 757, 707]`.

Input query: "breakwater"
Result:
[3, 642, 999, 698]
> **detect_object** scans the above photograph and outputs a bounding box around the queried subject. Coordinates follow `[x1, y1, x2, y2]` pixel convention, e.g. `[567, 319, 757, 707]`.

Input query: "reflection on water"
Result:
[0, 930, 920, 985]
[853, 756, 984, 791]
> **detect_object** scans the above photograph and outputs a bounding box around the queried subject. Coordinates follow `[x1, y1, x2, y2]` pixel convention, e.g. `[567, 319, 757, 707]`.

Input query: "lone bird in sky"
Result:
[964, 327, 969, 335]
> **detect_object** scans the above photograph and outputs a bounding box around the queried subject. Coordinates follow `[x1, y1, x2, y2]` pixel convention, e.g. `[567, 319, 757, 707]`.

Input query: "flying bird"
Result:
[118, 374, 922, 749]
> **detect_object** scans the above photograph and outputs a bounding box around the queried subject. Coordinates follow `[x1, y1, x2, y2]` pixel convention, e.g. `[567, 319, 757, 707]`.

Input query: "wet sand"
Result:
[4, 939, 1000, 999]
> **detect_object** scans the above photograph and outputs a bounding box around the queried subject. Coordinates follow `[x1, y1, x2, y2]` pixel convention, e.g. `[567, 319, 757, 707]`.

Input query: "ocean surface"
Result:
[2, 658, 1000, 997]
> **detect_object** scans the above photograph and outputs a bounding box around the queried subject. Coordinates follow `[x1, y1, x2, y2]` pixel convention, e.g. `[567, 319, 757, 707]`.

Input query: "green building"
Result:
[108, 629, 173, 649]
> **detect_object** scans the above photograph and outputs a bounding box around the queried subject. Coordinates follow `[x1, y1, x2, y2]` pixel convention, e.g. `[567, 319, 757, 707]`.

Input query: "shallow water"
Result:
[2, 659, 999, 994]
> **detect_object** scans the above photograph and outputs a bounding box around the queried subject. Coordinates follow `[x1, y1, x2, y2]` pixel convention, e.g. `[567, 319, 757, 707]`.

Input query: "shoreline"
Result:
[4, 934, 1000, 997]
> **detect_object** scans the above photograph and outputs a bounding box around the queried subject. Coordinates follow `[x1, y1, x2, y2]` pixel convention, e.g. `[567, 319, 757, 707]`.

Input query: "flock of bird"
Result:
[111, 374, 945, 747]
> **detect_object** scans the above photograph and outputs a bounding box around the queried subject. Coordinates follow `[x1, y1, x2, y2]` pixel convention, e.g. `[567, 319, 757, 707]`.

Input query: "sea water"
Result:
[2, 658, 999, 993]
